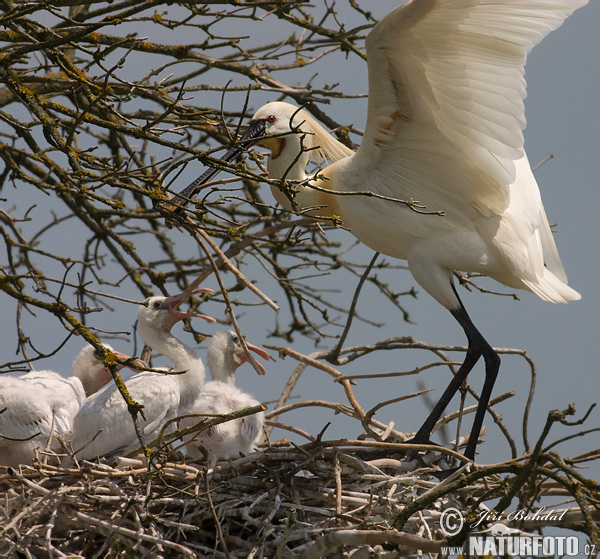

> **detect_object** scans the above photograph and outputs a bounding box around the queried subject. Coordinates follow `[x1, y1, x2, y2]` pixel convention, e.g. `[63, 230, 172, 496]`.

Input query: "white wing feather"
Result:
[358, 0, 587, 214]
[68, 372, 181, 459]
[334, 0, 583, 304]
[0, 372, 87, 467]
[180, 381, 264, 460]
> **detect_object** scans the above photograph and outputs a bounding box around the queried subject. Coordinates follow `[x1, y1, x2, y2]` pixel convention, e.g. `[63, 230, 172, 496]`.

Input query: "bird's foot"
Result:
[429, 461, 473, 480]
[404, 436, 476, 478]
[402, 436, 443, 462]
[353, 437, 471, 478]
[352, 447, 403, 461]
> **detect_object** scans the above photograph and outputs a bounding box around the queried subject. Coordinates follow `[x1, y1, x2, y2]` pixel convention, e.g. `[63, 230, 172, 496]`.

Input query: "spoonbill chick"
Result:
[68, 289, 215, 461]
[0, 344, 137, 468]
[181, 330, 270, 461]
[174, 0, 586, 462]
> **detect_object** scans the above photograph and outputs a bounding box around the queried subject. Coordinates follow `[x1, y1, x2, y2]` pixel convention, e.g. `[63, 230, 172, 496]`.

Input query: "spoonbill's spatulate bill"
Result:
[68, 289, 215, 461]
[174, 0, 585, 462]
[181, 330, 270, 461]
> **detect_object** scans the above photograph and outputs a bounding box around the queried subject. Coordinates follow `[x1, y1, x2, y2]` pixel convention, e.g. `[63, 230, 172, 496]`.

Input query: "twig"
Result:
[205, 469, 231, 559]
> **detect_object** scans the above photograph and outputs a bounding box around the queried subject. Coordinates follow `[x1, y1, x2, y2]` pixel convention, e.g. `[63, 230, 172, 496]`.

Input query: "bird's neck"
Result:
[79, 368, 112, 397]
[270, 159, 342, 219]
[207, 351, 237, 385]
[140, 327, 205, 390]
[267, 135, 311, 183]
[267, 138, 318, 213]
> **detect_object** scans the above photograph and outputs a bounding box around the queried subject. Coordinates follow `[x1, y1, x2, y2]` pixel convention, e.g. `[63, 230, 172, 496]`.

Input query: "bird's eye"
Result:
[232, 335, 239, 344]
[152, 300, 161, 309]
[267, 115, 276, 123]
[93, 349, 102, 360]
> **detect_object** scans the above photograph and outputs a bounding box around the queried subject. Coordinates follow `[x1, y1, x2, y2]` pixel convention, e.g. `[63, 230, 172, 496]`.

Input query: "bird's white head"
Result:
[248, 101, 353, 181]
[171, 101, 353, 216]
[72, 344, 145, 396]
[207, 330, 270, 384]
[138, 288, 216, 338]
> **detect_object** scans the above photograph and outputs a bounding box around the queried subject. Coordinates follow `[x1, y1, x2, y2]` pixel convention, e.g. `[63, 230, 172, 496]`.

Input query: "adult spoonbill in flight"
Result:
[173, 0, 585, 461]
[181, 330, 270, 461]
[0, 344, 139, 468]
[67, 289, 215, 461]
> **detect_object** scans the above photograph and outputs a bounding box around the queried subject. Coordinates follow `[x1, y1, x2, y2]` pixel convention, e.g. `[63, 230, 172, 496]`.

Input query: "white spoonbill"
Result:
[174, 0, 585, 462]
[0, 344, 137, 468]
[68, 289, 215, 461]
[181, 330, 270, 461]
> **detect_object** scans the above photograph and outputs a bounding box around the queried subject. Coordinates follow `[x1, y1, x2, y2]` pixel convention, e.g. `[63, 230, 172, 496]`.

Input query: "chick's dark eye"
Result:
[267, 115, 276, 123]
[153, 301, 161, 309]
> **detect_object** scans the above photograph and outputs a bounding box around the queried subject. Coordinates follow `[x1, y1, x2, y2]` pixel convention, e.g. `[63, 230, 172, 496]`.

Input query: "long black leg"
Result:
[410, 345, 480, 445]
[411, 286, 500, 461]
[452, 303, 501, 460]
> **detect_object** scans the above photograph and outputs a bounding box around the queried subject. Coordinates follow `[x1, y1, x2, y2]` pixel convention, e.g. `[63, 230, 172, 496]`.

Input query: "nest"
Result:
[0, 443, 441, 558]
[1, 347, 598, 557]
[1, 427, 599, 557]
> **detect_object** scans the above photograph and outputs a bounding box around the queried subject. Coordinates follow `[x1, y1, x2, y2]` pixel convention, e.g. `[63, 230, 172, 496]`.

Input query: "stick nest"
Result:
[1, 345, 599, 557]
[1, 420, 598, 558]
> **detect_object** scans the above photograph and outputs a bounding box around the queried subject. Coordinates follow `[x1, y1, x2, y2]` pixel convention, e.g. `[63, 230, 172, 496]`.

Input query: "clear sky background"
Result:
[1, 1, 598, 476]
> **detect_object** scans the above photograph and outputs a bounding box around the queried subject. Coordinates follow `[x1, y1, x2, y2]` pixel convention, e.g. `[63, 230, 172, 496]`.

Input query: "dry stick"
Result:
[266, 399, 408, 443]
[205, 470, 232, 559]
[544, 427, 600, 454]
[433, 391, 515, 433]
[41, 462, 149, 478]
[301, 438, 468, 463]
[43, 407, 58, 465]
[334, 451, 342, 516]
[266, 420, 315, 442]
[535, 462, 598, 538]
[133, 404, 266, 457]
[264, 345, 368, 427]
[520, 350, 536, 453]
[366, 389, 435, 421]
[72, 509, 196, 557]
[565, 447, 600, 464]
[188, 229, 266, 377]
[266, 400, 356, 419]
[532, 154, 554, 172]
[299, 529, 445, 558]
[265, 359, 311, 438]
[495, 407, 574, 516]
[265, 345, 415, 443]
[176, 216, 314, 287]
[195, 341, 452, 447]
[45, 502, 61, 559]
[543, 449, 599, 501]
[454, 379, 468, 459]
[340, 360, 462, 381]
[541, 403, 597, 454]
[330, 252, 379, 361]
[185, 226, 278, 311]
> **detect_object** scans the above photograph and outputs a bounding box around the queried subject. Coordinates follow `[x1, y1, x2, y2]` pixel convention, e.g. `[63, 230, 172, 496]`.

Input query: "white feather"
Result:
[181, 331, 267, 461]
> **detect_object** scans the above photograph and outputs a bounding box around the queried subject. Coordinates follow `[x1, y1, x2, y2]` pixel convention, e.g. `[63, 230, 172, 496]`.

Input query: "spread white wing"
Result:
[356, 0, 587, 215]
